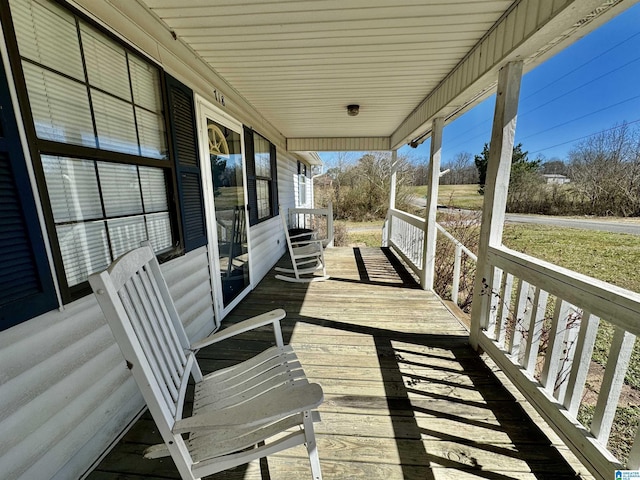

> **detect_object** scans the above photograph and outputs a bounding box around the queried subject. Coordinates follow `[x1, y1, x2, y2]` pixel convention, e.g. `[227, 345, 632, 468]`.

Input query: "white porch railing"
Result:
[385, 208, 425, 281]
[478, 245, 640, 478]
[288, 203, 334, 247]
[435, 223, 477, 307]
[386, 207, 640, 477]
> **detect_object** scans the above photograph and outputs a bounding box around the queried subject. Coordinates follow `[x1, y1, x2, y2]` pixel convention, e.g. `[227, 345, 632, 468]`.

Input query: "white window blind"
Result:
[42, 156, 171, 286]
[97, 162, 142, 217]
[11, 0, 84, 81]
[22, 63, 95, 147]
[92, 89, 139, 155]
[42, 156, 102, 222]
[57, 221, 110, 287]
[129, 55, 162, 112]
[257, 179, 269, 220]
[80, 23, 131, 100]
[12, 0, 167, 159]
[139, 167, 168, 212]
[108, 217, 146, 259]
[298, 174, 307, 206]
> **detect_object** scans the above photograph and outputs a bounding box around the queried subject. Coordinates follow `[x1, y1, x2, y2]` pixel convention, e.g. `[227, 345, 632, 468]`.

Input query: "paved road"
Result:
[409, 195, 640, 235]
[503, 213, 640, 235]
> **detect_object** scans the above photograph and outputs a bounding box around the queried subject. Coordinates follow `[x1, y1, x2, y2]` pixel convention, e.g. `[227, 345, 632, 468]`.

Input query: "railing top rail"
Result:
[436, 223, 478, 261]
[488, 245, 640, 337]
[388, 208, 425, 229]
[289, 207, 331, 215]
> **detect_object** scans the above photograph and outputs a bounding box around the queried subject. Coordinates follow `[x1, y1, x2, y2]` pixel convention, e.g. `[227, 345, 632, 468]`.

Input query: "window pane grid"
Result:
[12, 0, 167, 160]
[44, 155, 171, 286]
[256, 179, 270, 220]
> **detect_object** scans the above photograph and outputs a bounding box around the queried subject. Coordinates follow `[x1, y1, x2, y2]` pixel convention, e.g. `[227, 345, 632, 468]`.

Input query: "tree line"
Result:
[315, 121, 640, 220]
[436, 121, 640, 217]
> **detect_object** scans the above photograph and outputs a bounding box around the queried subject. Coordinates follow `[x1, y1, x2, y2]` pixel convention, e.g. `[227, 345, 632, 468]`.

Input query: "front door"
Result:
[197, 100, 251, 319]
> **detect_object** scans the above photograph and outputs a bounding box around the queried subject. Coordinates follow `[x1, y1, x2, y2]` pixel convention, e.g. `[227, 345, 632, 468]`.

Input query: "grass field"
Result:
[410, 184, 484, 210]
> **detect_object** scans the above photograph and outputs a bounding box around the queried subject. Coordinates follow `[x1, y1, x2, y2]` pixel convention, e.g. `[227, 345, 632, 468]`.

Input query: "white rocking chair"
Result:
[276, 209, 330, 283]
[89, 245, 323, 480]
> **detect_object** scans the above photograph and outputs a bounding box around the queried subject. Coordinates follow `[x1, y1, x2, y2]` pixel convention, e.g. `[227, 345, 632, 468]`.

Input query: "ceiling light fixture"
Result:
[346, 104, 360, 116]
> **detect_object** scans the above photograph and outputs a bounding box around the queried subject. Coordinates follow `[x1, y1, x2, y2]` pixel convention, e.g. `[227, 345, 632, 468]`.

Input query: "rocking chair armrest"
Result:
[289, 232, 316, 240]
[190, 308, 286, 350]
[291, 239, 325, 247]
[172, 382, 323, 434]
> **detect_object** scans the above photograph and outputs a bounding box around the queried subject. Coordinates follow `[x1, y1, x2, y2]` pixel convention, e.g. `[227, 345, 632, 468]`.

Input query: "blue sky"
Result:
[322, 3, 640, 167]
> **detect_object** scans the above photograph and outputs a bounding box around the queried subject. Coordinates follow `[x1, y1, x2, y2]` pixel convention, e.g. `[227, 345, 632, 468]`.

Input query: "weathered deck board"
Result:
[87, 247, 592, 480]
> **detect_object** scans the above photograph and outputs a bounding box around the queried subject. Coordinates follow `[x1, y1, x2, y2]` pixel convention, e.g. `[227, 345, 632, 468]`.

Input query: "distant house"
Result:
[542, 174, 570, 185]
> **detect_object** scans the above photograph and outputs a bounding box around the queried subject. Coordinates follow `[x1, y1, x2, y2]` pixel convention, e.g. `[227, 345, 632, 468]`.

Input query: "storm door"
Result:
[198, 100, 251, 318]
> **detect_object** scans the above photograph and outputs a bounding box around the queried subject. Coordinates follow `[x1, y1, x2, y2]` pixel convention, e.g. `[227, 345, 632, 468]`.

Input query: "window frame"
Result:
[3, 0, 181, 303]
[297, 160, 308, 206]
[244, 127, 278, 226]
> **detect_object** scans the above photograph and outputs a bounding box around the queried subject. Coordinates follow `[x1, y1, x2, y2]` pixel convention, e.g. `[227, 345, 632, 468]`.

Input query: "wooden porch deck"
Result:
[88, 247, 591, 480]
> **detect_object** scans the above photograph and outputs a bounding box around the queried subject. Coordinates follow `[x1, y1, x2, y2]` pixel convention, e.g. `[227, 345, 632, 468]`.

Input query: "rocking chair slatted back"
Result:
[90, 245, 199, 429]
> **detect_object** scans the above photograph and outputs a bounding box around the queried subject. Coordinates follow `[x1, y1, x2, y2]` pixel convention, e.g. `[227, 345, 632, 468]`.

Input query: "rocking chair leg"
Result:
[303, 411, 322, 480]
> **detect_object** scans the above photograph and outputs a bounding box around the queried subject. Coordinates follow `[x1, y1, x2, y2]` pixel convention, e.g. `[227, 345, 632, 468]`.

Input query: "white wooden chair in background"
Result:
[89, 244, 323, 480]
[275, 208, 330, 283]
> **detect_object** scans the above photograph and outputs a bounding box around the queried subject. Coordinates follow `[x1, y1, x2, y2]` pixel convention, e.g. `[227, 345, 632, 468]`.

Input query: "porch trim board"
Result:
[287, 137, 390, 153]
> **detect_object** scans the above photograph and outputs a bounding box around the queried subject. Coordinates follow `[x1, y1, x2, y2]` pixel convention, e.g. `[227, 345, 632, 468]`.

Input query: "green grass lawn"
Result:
[503, 223, 640, 393]
[502, 224, 640, 293]
[410, 184, 484, 210]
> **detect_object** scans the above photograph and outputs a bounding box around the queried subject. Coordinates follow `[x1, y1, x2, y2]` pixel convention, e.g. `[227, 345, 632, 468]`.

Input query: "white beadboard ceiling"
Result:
[139, 0, 634, 150]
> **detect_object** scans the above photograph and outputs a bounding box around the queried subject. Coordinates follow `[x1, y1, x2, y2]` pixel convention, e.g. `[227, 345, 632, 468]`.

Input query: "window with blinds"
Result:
[42, 156, 171, 287]
[11, 0, 167, 157]
[8, 0, 174, 300]
[245, 128, 278, 225]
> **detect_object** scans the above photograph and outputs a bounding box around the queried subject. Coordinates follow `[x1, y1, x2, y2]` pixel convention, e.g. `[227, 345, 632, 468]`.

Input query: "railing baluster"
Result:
[509, 279, 531, 358]
[540, 299, 571, 394]
[554, 306, 581, 401]
[563, 311, 600, 417]
[451, 244, 462, 305]
[484, 267, 503, 335]
[591, 326, 636, 444]
[520, 287, 549, 372]
[495, 273, 514, 347]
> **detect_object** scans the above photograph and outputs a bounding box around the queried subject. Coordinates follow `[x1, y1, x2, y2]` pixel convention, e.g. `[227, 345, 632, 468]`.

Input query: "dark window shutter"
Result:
[244, 126, 258, 226]
[165, 74, 207, 252]
[270, 143, 279, 217]
[0, 60, 57, 330]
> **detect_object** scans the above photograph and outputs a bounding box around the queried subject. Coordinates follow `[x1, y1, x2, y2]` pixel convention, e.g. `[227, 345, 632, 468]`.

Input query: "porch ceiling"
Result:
[138, 0, 635, 151]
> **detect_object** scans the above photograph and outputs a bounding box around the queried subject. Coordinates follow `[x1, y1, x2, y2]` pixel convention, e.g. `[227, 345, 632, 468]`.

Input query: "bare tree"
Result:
[568, 122, 640, 216]
[441, 152, 477, 185]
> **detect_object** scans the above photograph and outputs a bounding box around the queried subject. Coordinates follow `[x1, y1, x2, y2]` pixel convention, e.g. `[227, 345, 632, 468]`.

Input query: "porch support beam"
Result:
[422, 117, 444, 290]
[389, 150, 398, 210]
[470, 61, 523, 350]
[383, 150, 398, 248]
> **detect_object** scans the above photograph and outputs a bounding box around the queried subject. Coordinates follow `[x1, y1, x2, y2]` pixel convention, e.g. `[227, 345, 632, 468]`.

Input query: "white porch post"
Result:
[383, 150, 398, 247]
[469, 61, 523, 349]
[389, 149, 398, 209]
[422, 117, 444, 290]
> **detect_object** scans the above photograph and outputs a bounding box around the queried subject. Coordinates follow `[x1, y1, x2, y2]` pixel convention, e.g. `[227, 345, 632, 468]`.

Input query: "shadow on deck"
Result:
[88, 247, 588, 480]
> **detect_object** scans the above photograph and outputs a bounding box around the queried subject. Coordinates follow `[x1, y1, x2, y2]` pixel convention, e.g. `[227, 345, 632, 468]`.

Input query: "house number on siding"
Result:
[213, 89, 225, 106]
